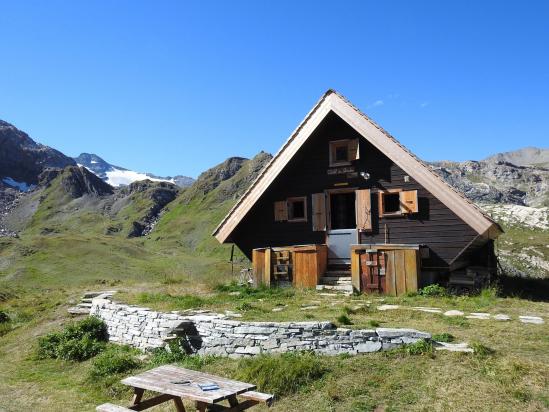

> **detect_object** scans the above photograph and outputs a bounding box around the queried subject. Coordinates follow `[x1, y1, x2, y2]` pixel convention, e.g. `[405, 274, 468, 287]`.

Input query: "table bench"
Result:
[97, 365, 273, 411]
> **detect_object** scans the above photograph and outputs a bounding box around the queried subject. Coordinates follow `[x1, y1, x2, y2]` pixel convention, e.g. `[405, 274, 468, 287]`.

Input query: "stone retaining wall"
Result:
[90, 298, 431, 357]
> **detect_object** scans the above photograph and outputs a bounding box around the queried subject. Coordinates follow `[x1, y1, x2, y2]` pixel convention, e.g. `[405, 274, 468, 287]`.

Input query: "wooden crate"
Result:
[252, 245, 327, 288]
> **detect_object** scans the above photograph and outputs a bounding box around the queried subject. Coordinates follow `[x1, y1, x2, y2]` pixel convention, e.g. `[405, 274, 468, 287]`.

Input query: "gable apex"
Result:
[213, 90, 502, 243]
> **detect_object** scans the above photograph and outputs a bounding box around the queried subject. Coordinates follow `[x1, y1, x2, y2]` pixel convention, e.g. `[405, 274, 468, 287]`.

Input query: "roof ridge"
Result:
[330, 90, 499, 228]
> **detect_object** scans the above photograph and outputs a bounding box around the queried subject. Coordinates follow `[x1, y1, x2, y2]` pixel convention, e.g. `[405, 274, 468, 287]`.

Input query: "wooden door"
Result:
[384, 249, 419, 296]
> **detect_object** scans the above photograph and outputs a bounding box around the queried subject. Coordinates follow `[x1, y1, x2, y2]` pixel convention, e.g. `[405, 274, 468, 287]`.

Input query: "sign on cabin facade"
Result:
[213, 90, 502, 295]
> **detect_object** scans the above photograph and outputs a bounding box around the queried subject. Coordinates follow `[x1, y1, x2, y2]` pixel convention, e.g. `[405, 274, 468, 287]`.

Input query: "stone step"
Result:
[67, 306, 91, 315]
[323, 271, 351, 277]
[82, 290, 117, 299]
[316, 284, 353, 292]
[320, 277, 352, 286]
[77, 302, 93, 308]
[321, 276, 352, 282]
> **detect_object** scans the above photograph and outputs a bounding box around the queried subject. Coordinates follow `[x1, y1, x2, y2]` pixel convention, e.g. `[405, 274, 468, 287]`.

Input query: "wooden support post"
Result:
[132, 388, 144, 405]
[351, 249, 361, 292]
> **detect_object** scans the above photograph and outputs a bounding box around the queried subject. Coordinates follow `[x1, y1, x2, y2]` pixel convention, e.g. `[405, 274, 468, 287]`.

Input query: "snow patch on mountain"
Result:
[74, 153, 194, 188]
[104, 168, 177, 187]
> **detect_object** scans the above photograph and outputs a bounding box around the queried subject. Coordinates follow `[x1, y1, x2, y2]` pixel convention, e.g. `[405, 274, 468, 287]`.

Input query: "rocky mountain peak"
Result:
[0, 119, 76, 184]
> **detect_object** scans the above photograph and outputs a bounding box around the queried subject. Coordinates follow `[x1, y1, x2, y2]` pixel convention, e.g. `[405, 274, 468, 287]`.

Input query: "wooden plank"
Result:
[404, 249, 419, 293]
[347, 138, 360, 160]
[264, 249, 271, 287]
[252, 249, 265, 286]
[385, 251, 396, 296]
[351, 249, 361, 292]
[395, 250, 406, 296]
[274, 201, 288, 221]
[240, 390, 274, 406]
[400, 190, 418, 214]
[129, 394, 175, 411]
[311, 193, 326, 231]
[355, 189, 372, 231]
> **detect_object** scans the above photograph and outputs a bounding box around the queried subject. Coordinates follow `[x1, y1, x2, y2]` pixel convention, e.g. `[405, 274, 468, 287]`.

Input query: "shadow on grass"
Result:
[496, 274, 549, 302]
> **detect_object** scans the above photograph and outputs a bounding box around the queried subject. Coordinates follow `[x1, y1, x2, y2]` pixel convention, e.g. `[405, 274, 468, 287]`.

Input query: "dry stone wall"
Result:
[90, 298, 431, 357]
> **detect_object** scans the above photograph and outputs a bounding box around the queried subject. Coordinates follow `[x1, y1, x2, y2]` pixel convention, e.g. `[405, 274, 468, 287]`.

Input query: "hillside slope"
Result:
[0, 152, 272, 290]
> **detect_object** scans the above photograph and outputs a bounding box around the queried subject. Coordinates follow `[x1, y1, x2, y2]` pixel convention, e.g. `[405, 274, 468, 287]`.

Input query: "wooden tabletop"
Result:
[121, 365, 256, 404]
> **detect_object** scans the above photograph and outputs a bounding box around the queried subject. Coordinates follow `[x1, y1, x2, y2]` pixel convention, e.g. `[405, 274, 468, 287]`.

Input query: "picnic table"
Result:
[96, 365, 273, 412]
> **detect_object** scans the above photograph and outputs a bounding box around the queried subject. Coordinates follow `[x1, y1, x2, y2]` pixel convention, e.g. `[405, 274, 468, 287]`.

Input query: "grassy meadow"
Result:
[0, 157, 548, 411]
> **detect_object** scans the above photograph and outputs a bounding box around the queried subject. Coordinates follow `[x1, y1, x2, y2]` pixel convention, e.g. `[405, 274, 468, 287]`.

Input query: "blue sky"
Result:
[1, 1, 548, 178]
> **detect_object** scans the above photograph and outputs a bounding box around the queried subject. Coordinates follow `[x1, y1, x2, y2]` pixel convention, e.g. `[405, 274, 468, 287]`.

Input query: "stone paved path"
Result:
[375, 304, 545, 324]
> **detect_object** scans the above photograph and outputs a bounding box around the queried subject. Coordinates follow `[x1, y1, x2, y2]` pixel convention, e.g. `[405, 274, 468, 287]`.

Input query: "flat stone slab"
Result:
[493, 314, 511, 321]
[377, 304, 400, 311]
[413, 307, 442, 313]
[466, 312, 491, 320]
[443, 310, 464, 317]
[519, 316, 544, 324]
[272, 307, 284, 312]
[376, 328, 431, 339]
[435, 342, 473, 353]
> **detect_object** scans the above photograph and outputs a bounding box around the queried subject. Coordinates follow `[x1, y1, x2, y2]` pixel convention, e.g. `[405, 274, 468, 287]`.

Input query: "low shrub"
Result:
[236, 352, 328, 396]
[37, 316, 108, 361]
[0, 310, 10, 323]
[368, 319, 380, 328]
[432, 333, 454, 343]
[385, 339, 434, 358]
[418, 284, 447, 297]
[148, 339, 215, 370]
[471, 342, 496, 357]
[336, 314, 353, 325]
[89, 345, 141, 378]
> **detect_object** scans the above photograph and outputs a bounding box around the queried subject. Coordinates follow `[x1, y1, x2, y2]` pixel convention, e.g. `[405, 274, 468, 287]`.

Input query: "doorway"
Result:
[326, 190, 357, 265]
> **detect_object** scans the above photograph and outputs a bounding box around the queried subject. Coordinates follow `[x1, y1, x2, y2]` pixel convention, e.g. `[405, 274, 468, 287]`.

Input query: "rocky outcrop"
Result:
[40, 166, 114, 198]
[0, 120, 75, 185]
[118, 180, 179, 237]
[430, 156, 549, 207]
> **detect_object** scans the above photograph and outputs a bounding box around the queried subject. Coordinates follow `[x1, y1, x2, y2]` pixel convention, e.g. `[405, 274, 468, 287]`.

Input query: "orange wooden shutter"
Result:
[311, 193, 326, 231]
[274, 201, 288, 221]
[347, 138, 360, 161]
[400, 190, 418, 214]
[355, 189, 372, 230]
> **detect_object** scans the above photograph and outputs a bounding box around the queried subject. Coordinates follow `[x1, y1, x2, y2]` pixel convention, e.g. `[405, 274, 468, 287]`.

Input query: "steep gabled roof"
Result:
[213, 90, 502, 243]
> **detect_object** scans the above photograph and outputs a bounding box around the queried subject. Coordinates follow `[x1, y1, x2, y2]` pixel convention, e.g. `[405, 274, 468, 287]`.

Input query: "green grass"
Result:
[235, 352, 329, 397]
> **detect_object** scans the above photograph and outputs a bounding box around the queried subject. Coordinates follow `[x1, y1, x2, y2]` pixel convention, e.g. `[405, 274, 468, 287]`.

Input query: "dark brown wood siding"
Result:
[231, 111, 486, 268]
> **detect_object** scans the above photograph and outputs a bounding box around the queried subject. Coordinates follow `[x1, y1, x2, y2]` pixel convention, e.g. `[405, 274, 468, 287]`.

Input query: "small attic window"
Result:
[329, 139, 359, 167]
[287, 197, 307, 222]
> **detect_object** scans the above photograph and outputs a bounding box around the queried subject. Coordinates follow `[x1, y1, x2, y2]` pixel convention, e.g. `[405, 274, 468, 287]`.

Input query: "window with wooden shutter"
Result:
[347, 138, 360, 161]
[274, 200, 288, 221]
[311, 193, 326, 231]
[400, 190, 418, 214]
[355, 189, 372, 231]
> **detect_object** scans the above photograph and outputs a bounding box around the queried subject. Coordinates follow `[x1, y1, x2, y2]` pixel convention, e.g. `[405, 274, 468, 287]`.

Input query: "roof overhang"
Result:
[213, 90, 503, 243]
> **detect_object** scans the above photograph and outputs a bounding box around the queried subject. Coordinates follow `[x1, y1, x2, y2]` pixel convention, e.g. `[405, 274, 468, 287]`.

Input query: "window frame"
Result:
[287, 196, 308, 222]
[378, 189, 403, 218]
[329, 139, 352, 167]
